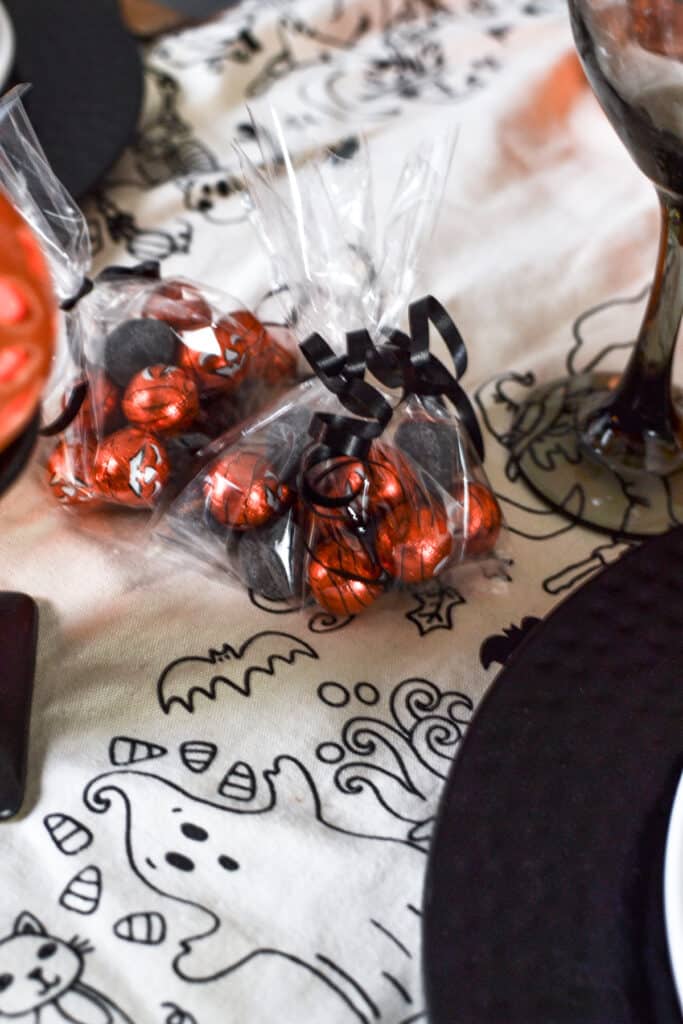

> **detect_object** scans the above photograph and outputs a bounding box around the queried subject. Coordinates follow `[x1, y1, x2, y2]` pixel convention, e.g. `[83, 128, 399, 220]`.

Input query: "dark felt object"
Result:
[265, 406, 312, 484]
[5, 0, 143, 199]
[423, 527, 683, 1024]
[394, 417, 461, 490]
[104, 318, 180, 387]
[0, 592, 38, 819]
[236, 516, 300, 601]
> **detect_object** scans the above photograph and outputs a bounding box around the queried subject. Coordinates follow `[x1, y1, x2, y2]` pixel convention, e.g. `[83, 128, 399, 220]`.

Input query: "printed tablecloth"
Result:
[0, 2, 664, 1021]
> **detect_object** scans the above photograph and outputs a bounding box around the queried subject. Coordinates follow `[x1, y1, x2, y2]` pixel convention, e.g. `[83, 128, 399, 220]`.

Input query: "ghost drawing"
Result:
[84, 757, 423, 1023]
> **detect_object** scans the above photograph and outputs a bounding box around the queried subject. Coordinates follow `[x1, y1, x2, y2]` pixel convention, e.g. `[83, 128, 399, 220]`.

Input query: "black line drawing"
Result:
[59, 867, 102, 916]
[480, 617, 542, 669]
[157, 631, 318, 713]
[0, 911, 133, 1022]
[218, 762, 257, 803]
[114, 913, 167, 946]
[323, 678, 473, 848]
[92, 191, 193, 263]
[110, 737, 168, 767]
[405, 579, 466, 635]
[43, 814, 93, 856]
[84, 757, 424, 1022]
[180, 742, 218, 775]
[161, 1002, 198, 1024]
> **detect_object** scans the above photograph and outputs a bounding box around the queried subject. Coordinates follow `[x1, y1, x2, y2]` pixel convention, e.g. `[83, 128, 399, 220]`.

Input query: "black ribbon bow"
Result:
[298, 295, 484, 510]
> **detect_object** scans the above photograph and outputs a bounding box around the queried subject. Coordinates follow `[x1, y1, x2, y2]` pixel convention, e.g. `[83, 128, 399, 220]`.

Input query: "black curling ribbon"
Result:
[299, 328, 393, 510]
[368, 295, 484, 462]
[299, 295, 484, 502]
[39, 380, 89, 437]
[96, 259, 161, 284]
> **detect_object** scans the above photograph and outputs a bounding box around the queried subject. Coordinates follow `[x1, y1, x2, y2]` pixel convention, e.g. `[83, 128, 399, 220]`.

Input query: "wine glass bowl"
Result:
[511, 0, 683, 536]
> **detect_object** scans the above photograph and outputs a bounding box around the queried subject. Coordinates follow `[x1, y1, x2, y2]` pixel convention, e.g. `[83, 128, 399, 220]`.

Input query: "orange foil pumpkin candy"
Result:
[0, 192, 57, 454]
[203, 450, 292, 529]
[307, 535, 384, 616]
[142, 280, 212, 331]
[122, 364, 199, 434]
[93, 428, 170, 507]
[453, 480, 502, 558]
[46, 438, 100, 508]
[368, 444, 417, 510]
[376, 499, 453, 585]
[180, 311, 262, 394]
[73, 370, 120, 435]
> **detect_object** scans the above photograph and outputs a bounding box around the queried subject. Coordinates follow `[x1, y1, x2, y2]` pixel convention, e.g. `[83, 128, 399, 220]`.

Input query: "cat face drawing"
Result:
[0, 913, 83, 1018]
[0, 913, 132, 1023]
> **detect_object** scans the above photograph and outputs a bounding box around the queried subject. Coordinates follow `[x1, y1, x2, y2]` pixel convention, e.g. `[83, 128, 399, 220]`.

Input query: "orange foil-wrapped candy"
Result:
[453, 481, 502, 558]
[72, 370, 121, 435]
[142, 280, 212, 332]
[180, 311, 262, 394]
[94, 427, 170, 507]
[368, 444, 417, 510]
[376, 499, 453, 584]
[308, 535, 384, 616]
[122, 364, 199, 434]
[46, 438, 100, 508]
[0, 191, 57, 454]
[204, 450, 292, 529]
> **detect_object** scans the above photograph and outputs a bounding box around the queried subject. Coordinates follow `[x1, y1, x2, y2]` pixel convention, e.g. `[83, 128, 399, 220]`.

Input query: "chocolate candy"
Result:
[94, 427, 170, 507]
[394, 415, 461, 491]
[308, 535, 383, 616]
[368, 444, 416, 509]
[236, 515, 300, 601]
[46, 438, 100, 507]
[122, 364, 199, 434]
[142, 280, 212, 331]
[376, 499, 453, 584]
[204, 450, 292, 529]
[74, 370, 120, 434]
[104, 318, 180, 387]
[0, 192, 57, 453]
[453, 481, 502, 558]
[180, 311, 261, 394]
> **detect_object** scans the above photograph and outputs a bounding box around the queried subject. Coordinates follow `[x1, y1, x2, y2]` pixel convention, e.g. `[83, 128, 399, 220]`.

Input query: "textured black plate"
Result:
[5, 0, 143, 199]
[423, 528, 683, 1024]
[0, 592, 38, 819]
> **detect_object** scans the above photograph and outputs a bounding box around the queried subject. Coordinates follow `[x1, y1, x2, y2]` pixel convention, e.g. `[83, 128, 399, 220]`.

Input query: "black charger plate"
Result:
[423, 527, 683, 1023]
[4, 0, 143, 199]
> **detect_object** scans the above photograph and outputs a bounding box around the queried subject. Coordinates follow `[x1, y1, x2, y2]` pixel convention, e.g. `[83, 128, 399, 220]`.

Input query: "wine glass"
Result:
[511, 0, 683, 537]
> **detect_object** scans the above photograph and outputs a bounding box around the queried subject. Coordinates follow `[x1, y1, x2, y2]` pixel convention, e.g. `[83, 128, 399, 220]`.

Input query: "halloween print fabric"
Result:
[0, 0, 662, 1020]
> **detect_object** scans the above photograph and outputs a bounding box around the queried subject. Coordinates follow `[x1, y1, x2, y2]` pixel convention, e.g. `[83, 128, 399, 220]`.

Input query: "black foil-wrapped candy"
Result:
[394, 415, 462, 491]
[235, 515, 301, 601]
[104, 318, 180, 387]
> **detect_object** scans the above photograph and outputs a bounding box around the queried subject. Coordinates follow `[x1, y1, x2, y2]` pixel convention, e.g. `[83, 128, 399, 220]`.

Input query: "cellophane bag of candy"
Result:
[0, 87, 90, 464]
[44, 268, 299, 513]
[155, 114, 506, 616]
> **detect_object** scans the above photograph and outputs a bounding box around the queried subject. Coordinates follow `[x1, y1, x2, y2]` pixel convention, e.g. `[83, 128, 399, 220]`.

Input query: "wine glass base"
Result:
[511, 373, 683, 539]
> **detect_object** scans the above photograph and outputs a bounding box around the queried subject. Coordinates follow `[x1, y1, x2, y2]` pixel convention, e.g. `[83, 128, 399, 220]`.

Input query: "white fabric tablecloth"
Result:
[0, 1, 664, 1021]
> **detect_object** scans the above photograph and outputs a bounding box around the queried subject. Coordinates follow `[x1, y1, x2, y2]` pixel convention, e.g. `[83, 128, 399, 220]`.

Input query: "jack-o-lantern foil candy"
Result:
[204, 450, 292, 529]
[122, 364, 199, 434]
[142, 280, 212, 332]
[46, 438, 101, 508]
[0, 191, 57, 454]
[307, 534, 384, 616]
[452, 480, 502, 558]
[368, 444, 418, 510]
[94, 427, 171, 507]
[180, 311, 262, 394]
[376, 498, 453, 585]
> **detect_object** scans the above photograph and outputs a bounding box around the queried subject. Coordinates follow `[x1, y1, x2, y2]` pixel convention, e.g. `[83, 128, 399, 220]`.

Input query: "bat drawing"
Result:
[479, 617, 541, 670]
[157, 630, 318, 713]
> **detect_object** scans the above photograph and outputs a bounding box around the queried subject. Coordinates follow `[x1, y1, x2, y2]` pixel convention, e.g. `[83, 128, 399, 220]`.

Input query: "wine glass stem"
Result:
[607, 191, 683, 444]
